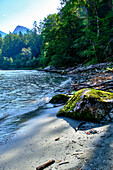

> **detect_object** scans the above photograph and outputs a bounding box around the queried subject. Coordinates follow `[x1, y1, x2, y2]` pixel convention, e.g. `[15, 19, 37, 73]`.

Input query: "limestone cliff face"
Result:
[57, 88, 113, 122]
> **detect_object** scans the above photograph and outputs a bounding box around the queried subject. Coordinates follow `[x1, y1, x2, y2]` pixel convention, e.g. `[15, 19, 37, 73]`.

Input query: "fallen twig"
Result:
[36, 159, 55, 170]
[59, 161, 69, 166]
[55, 137, 60, 141]
[75, 122, 86, 132]
[72, 140, 76, 143]
[72, 80, 113, 89]
[71, 152, 83, 156]
[72, 81, 113, 91]
[107, 113, 112, 120]
[100, 86, 113, 91]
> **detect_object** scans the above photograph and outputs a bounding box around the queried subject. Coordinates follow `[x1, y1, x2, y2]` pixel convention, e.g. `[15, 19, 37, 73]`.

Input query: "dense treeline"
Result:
[0, 0, 113, 69]
[40, 0, 113, 67]
[0, 27, 43, 69]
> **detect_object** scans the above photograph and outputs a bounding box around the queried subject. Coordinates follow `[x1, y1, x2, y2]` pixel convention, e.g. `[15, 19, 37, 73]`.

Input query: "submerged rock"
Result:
[49, 94, 70, 104]
[57, 88, 113, 122]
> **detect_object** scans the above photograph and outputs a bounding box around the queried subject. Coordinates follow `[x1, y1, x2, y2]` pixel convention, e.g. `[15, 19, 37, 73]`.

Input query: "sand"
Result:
[0, 106, 113, 170]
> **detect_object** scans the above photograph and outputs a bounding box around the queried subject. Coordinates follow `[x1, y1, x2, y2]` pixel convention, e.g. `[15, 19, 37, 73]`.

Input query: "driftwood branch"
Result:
[72, 80, 113, 91]
[59, 161, 69, 166]
[107, 113, 112, 120]
[75, 122, 86, 132]
[36, 159, 55, 170]
[100, 80, 113, 85]
[100, 87, 113, 91]
[68, 63, 111, 74]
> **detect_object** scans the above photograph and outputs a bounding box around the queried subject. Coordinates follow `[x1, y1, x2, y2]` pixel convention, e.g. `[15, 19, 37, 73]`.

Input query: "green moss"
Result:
[49, 94, 70, 104]
[106, 67, 113, 71]
[85, 88, 113, 102]
[65, 88, 84, 109]
[57, 88, 113, 122]
[57, 88, 84, 116]
[57, 108, 96, 122]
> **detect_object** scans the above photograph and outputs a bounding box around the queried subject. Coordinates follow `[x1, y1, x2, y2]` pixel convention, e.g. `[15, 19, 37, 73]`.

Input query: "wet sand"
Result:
[0, 106, 113, 170]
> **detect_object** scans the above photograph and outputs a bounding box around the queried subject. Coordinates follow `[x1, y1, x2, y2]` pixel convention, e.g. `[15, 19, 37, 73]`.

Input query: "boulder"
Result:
[57, 88, 113, 122]
[49, 94, 70, 104]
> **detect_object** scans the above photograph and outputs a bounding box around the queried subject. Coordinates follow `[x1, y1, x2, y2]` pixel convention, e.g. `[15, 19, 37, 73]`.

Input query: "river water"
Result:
[0, 70, 69, 144]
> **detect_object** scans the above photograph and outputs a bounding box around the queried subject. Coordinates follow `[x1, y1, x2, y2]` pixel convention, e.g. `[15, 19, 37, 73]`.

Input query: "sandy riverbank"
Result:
[0, 106, 113, 170]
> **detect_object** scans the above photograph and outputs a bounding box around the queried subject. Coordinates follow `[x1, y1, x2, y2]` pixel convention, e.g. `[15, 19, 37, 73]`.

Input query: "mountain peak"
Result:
[13, 25, 30, 34]
[0, 31, 7, 38]
[0, 25, 30, 37]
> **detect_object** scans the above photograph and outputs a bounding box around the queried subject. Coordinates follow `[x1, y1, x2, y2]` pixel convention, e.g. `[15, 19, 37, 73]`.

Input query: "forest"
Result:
[0, 0, 113, 69]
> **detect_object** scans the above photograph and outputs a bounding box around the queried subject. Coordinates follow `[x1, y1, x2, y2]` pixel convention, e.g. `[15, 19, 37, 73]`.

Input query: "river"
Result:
[0, 70, 69, 144]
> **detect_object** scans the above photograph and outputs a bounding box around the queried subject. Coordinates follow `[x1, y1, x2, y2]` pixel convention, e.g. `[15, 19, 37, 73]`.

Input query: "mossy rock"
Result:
[57, 88, 113, 122]
[49, 94, 70, 104]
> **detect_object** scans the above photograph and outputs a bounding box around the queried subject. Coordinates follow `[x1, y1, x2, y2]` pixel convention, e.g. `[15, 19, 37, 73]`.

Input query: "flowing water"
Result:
[0, 70, 69, 144]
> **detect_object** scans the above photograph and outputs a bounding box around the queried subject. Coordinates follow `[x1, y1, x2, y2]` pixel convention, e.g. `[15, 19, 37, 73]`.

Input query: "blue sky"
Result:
[0, 0, 60, 33]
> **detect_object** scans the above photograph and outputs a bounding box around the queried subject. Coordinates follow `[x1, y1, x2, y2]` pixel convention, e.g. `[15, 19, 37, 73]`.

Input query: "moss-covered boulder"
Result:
[49, 94, 70, 104]
[57, 88, 113, 122]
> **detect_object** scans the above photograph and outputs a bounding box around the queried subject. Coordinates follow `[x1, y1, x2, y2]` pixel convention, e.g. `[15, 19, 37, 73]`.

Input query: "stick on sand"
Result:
[36, 159, 55, 170]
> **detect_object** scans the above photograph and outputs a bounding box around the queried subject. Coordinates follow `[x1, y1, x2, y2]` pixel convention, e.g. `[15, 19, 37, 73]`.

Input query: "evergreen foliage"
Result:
[0, 0, 112, 69]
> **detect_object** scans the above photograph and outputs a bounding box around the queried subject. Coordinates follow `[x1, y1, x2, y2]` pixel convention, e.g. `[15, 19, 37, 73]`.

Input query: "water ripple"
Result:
[0, 70, 68, 143]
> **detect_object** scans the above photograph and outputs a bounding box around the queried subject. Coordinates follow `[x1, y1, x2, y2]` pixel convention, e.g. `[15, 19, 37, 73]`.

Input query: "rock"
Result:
[57, 88, 113, 122]
[43, 66, 58, 73]
[43, 66, 52, 71]
[49, 94, 70, 104]
[60, 78, 72, 90]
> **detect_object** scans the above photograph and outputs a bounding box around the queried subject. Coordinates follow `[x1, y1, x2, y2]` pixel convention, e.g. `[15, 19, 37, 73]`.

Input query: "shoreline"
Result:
[0, 106, 113, 170]
[0, 64, 113, 170]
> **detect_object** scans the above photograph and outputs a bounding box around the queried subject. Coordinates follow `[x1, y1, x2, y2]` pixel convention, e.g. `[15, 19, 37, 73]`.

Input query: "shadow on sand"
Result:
[63, 116, 113, 170]
[0, 105, 112, 170]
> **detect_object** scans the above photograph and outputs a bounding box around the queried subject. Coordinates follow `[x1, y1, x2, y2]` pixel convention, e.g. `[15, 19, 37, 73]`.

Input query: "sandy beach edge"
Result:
[0, 106, 113, 170]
